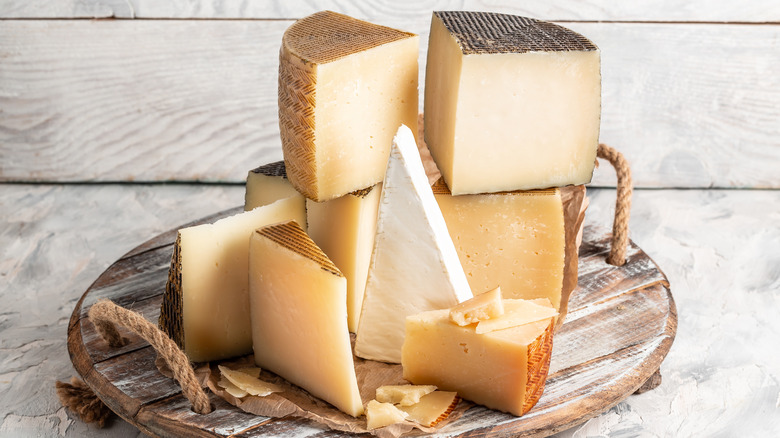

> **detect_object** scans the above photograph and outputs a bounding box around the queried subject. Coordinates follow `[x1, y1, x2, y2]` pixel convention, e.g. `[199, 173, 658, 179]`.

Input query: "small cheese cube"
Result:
[449, 286, 504, 326]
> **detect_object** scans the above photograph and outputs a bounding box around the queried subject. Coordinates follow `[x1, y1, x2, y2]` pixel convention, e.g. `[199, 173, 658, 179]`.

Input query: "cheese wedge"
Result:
[366, 400, 409, 430]
[159, 197, 306, 362]
[249, 221, 363, 417]
[398, 391, 459, 427]
[432, 178, 567, 314]
[355, 125, 472, 364]
[244, 161, 304, 211]
[279, 11, 419, 201]
[402, 305, 555, 416]
[306, 184, 381, 332]
[449, 286, 504, 326]
[376, 385, 437, 407]
[424, 11, 600, 194]
[475, 299, 558, 334]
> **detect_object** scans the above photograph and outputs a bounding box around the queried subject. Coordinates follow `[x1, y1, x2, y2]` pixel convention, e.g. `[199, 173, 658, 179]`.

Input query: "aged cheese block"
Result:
[159, 197, 306, 363]
[424, 11, 600, 194]
[279, 10, 419, 202]
[402, 303, 555, 416]
[397, 390, 459, 427]
[432, 178, 566, 312]
[306, 184, 381, 332]
[355, 125, 472, 364]
[449, 286, 504, 326]
[366, 400, 408, 430]
[244, 161, 304, 212]
[249, 221, 363, 417]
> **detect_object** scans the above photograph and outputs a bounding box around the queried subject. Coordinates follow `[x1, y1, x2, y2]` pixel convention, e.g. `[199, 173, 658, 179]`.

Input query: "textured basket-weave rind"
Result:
[522, 319, 555, 414]
[158, 233, 184, 352]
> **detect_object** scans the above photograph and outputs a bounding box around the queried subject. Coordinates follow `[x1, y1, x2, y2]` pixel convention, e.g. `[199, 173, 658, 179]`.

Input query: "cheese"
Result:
[375, 385, 437, 406]
[306, 184, 381, 332]
[279, 10, 419, 201]
[402, 305, 555, 416]
[159, 197, 306, 363]
[355, 125, 472, 364]
[475, 298, 558, 334]
[218, 365, 282, 397]
[424, 11, 601, 194]
[244, 161, 304, 211]
[248, 221, 363, 417]
[397, 391, 459, 427]
[432, 178, 567, 314]
[449, 286, 504, 326]
[366, 400, 409, 430]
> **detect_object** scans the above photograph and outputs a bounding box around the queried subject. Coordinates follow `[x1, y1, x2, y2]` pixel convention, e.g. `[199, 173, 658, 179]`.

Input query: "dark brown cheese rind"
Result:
[434, 11, 597, 55]
[159, 232, 185, 353]
[249, 161, 287, 178]
[256, 221, 343, 277]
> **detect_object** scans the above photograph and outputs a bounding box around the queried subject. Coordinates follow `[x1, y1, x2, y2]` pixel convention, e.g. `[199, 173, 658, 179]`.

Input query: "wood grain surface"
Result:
[66, 212, 676, 438]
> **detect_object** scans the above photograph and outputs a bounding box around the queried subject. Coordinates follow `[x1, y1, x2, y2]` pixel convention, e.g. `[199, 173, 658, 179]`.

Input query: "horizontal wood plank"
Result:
[1, 20, 778, 188]
[1, 0, 779, 21]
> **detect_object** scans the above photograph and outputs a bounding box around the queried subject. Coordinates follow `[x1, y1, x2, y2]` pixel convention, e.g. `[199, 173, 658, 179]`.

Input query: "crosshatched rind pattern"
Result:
[523, 319, 555, 414]
[434, 11, 598, 54]
[159, 233, 184, 352]
[249, 160, 287, 178]
[255, 221, 343, 277]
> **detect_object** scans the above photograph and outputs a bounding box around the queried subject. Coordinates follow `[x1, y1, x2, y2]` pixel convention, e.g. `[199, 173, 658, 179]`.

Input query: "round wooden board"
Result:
[67, 207, 676, 438]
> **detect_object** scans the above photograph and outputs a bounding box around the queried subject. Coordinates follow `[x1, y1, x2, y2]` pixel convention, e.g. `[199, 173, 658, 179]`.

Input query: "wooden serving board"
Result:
[67, 207, 676, 438]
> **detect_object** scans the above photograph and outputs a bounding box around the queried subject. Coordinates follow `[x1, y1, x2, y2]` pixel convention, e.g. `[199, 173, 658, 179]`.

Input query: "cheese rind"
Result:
[432, 179, 566, 312]
[159, 197, 306, 363]
[306, 184, 381, 332]
[397, 391, 459, 427]
[424, 11, 600, 194]
[449, 286, 504, 326]
[279, 11, 419, 201]
[355, 125, 473, 364]
[402, 307, 554, 416]
[249, 221, 363, 417]
[244, 161, 304, 212]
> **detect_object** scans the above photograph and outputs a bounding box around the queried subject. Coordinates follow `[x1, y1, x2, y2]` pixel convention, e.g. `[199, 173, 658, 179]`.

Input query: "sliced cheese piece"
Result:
[449, 286, 504, 326]
[424, 11, 600, 194]
[235, 367, 262, 379]
[279, 11, 419, 201]
[402, 307, 554, 416]
[397, 391, 459, 427]
[306, 184, 381, 332]
[475, 299, 558, 334]
[366, 400, 409, 430]
[159, 197, 306, 363]
[375, 385, 437, 407]
[218, 365, 283, 397]
[218, 376, 249, 398]
[249, 221, 363, 417]
[355, 125, 473, 364]
[432, 179, 566, 314]
[244, 161, 304, 211]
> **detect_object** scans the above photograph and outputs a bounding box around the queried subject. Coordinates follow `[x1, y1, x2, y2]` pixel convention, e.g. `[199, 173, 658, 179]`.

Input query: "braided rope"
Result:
[597, 143, 633, 266]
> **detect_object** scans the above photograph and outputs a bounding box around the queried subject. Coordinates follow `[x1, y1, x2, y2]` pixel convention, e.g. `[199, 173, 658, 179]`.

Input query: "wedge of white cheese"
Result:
[355, 124, 472, 363]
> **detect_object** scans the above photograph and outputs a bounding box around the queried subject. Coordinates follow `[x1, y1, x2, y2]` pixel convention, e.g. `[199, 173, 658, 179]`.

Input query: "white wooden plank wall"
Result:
[1, 1, 778, 188]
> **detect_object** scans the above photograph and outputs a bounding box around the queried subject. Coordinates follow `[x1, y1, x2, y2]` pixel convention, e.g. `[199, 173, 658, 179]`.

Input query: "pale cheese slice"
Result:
[218, 376, 249, 398]
[475, 299, 558, 334]
[376, 385, 437, 407]
[449, 286, 504, 326]
[397, 391, 459, 427]
[355, 125, 473, 364]
[218, 365, 283, 397]
[366, 400, 409, 430]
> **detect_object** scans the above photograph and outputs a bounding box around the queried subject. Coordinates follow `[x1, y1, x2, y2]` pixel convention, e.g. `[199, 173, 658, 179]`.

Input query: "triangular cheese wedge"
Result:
[355, 124, 472, 363]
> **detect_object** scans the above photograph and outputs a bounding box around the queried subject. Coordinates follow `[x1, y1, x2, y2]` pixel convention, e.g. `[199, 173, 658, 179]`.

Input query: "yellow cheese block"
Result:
[449, 286, 504, 326]
[244, 161, 304, 212]
[432, 179, 566, 311]
[306, 184, 381, 332]
[424, 11, 600, 194]
[159, 197, 306, 363]
[249, 221, 363, 417]
[279, 11, 419, 201]
[402, 303, 555, 416]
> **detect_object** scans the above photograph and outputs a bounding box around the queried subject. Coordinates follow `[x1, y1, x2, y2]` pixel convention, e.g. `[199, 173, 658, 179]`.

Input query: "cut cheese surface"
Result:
[279, 11, 419, 201]
[366, 400, 408, 430]
[397, 391, 459, 427]
[249, 221, 363, 417]
[402, 307, 554, 416]
[424, 11, 600, 194]
[355, 125, 473, 364]
[449, 286, 504, 326]
[475, 299, 558, 334]
[159, 197, 306, 363]
[375, 385, 437, 407]
[432, 178, 566, 312]
[245, 161, 304, 212]
[306, 184, 381, 332]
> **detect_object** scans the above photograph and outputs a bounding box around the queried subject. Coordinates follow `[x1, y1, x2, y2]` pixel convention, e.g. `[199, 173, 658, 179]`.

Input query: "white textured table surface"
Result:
[1, 184, 778, 437]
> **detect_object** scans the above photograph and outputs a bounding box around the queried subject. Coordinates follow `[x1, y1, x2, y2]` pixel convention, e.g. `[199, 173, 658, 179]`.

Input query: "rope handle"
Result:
[88, 299, 213, 414]
[596, 143, 633, 266]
